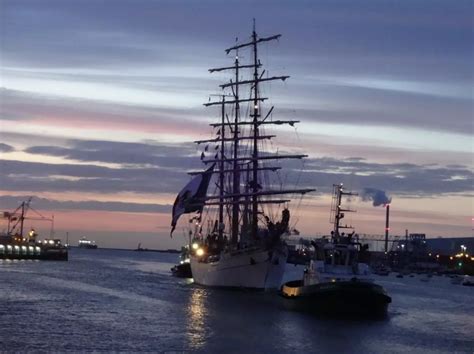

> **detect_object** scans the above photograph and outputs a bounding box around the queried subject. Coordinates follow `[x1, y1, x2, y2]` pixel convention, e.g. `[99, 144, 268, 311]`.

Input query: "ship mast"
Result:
[231, 52, 240, 244]
[202, 23, 315, 244]
[331, 183, 358, 237]
[251, 21, 260, 238]
[219, 95, 226, 241]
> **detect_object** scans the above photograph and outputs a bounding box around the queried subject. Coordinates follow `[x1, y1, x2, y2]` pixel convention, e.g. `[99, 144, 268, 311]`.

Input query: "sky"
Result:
[0, 0, 472, 249]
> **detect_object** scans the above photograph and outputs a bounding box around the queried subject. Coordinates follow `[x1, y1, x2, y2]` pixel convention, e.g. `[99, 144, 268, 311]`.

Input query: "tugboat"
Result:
[281, 184, 391, 317]
[169, 23, 314, 290]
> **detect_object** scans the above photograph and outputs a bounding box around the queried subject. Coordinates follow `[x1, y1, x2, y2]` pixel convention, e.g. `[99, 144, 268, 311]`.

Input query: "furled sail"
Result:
[170, 164, 215, 236]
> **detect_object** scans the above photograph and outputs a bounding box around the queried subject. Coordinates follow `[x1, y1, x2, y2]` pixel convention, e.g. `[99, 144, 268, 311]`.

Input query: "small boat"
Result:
[280, 184, 391, 317]
[171, 262, 192, 278]
[171, 244, 192, 278]
[78, 237, 98, 249]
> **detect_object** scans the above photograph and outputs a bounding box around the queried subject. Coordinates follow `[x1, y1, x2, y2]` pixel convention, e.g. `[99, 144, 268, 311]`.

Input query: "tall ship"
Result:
[170, 23, 314, 290]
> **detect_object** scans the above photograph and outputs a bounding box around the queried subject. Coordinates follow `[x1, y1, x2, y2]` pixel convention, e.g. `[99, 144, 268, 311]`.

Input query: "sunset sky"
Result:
[1, 0, 472, 249]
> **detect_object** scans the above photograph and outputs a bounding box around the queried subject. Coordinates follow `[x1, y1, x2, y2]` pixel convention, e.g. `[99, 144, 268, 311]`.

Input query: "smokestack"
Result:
[384, 204, 390, 253]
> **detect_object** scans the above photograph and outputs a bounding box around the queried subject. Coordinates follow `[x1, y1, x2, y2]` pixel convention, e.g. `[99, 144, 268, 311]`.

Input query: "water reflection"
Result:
[185, 287, 208, 350]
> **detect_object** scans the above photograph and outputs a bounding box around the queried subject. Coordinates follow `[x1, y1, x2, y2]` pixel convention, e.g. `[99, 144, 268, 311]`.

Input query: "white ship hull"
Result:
[190, 246, 288, 290]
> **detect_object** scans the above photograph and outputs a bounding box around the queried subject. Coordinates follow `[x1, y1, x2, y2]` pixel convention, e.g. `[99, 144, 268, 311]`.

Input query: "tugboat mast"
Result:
[332, 183, 358, 237]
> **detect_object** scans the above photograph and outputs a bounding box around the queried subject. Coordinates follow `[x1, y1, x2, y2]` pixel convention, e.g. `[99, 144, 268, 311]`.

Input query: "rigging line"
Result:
[289, 117, 306, 230]
[291, 193, 304, 231]
[28, 206, 50, 220]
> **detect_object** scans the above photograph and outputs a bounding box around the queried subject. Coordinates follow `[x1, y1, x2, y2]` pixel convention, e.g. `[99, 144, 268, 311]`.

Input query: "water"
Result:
[1, 249, 473, 353]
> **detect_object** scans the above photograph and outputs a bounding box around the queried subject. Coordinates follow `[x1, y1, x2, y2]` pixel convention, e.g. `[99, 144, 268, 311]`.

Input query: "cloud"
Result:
[0, 159, 185, 194]
[0, 195, 171, 213]
[0, 143, 15, 152]
[0, 88, 209, 132]
[1, 149, 472, 197]
[1, 1, 473, 209]
[24, 140, 201, 169]
[283, 156, 473, 197]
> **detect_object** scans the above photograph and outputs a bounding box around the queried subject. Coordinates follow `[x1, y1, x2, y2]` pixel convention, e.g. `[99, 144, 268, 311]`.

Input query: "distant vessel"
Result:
[78, 237, 98, 249]
[170, 23, 314, 290]
[134, 243, 146, 251]
[281, 184, 391, 316]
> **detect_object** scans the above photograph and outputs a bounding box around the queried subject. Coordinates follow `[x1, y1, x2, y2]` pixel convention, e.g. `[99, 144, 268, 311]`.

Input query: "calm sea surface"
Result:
[1, 248, 473, 353]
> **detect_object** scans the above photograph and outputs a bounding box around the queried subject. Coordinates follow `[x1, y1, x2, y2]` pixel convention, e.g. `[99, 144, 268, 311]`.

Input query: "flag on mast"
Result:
[170, 164, 215, 236]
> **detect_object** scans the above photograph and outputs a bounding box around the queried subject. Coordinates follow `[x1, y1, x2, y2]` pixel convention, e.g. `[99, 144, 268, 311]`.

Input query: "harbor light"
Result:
[192, 243, 199, 250]
[196, 248, 205, 257]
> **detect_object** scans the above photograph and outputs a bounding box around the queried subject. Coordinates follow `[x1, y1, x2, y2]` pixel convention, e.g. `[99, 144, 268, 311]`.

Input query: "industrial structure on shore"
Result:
[0, 198, 68, 261]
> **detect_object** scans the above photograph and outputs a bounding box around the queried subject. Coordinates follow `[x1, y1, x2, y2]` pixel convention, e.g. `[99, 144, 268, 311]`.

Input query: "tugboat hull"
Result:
[281, 280, 391, 317]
